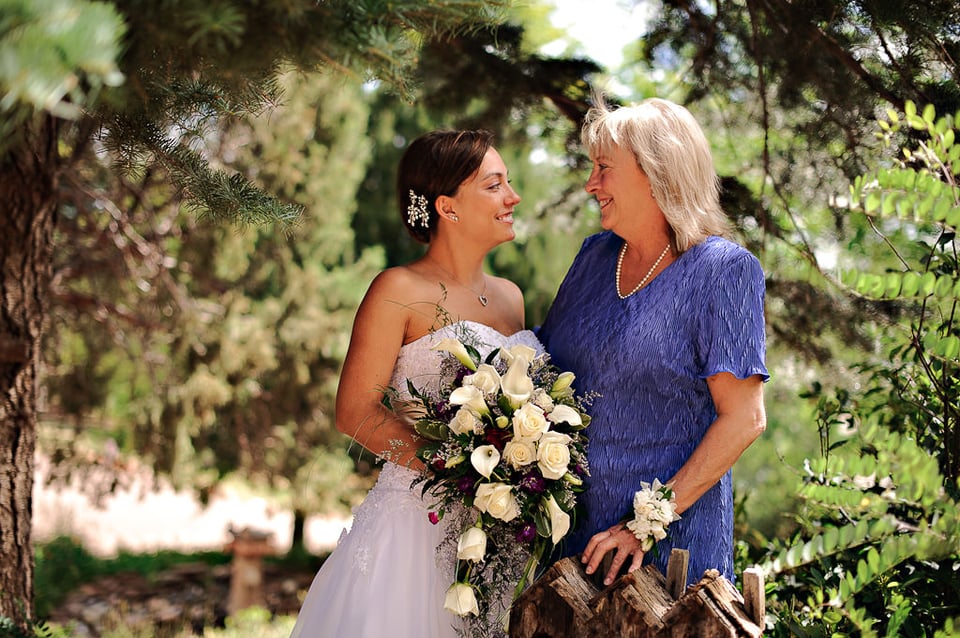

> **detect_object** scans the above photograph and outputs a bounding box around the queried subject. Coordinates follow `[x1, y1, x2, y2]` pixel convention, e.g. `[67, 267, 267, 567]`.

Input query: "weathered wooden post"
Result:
[509, 552, 765, 638]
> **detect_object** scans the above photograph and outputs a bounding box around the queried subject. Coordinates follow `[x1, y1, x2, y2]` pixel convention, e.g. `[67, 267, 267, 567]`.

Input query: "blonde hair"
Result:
[580, 95, 730, 252]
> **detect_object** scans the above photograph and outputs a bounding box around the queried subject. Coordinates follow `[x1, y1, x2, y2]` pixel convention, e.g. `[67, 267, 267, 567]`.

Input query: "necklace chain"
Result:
[615, 242, 671, 299]
[426, 256, 489, 306]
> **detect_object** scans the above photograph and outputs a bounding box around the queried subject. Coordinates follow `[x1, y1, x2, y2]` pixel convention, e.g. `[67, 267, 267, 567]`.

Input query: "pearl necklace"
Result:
[615, 242, 671, 299]
[426, 257, 489, 306]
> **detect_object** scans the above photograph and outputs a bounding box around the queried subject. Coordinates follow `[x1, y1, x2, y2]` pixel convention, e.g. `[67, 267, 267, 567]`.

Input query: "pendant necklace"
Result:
[615, 242, 671, 299]
[426, 256, 489, 306]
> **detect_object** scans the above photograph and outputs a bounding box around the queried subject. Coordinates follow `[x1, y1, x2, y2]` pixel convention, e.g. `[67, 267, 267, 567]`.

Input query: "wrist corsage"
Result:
[624, 479, 681, 552]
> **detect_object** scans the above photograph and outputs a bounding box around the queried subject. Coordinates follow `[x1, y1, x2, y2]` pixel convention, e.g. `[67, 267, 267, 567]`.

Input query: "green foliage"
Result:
[761, 421, 960, 636]
[843, 101, 960, 485]
[0, 0, 125, 147]
[761, 103, 960, 636]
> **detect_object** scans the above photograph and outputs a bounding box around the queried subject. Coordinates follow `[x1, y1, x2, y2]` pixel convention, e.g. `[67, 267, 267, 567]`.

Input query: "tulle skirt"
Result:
[289, 463, 462, 638]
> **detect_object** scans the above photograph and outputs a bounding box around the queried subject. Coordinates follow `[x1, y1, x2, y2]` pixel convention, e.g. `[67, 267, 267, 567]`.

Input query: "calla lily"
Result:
[449, 385, 489, 416]
[501, 356, 534, 408]
[544, 494, 571, 544]
[499, 344, 538, 366]
[431, 337, 477, 371]
[547, 404, 583, 428]
[470, 444, 501, 479]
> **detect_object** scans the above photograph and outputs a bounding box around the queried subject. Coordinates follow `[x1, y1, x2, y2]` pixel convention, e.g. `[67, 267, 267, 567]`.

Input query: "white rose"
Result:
[512, 402, 548, 439]
[500, 356, 533, 408]
[449, 385, 489, 417]
[457, 526, 487, 562]
[547, 404, 582, 428]
[499, 344, 538, 366]
[431, 337, 477, 371]
[502, 438, 537, 469]
[544, 494, 571, 544]
[449, 407, 480, 436]
[536, 431, 572, 480]
[463, 364, 501, 396]
[532, 388, 555, 412]
[470, 445, 501, 479]
[444, 582, 479, 616]
[473, 482, 520, 522]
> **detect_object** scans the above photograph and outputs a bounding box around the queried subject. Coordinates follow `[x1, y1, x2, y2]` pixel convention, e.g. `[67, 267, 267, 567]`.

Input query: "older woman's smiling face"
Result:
[584, 143, 656, 234]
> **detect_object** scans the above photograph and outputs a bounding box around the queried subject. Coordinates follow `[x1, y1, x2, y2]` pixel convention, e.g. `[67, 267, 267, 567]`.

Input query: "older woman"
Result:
[538, 96, 768, 587]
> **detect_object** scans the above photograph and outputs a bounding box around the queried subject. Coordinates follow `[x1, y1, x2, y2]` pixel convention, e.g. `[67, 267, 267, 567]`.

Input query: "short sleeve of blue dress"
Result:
[538, 232, 769, 585]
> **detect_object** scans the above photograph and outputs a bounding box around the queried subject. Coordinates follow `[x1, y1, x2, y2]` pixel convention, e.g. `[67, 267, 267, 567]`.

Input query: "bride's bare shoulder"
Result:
[367, 264, 436, 299]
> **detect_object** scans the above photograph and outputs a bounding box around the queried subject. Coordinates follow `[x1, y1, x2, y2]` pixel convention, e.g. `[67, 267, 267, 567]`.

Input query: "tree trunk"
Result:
[0, 117, 58, 627]
[290, 508, 307, 556]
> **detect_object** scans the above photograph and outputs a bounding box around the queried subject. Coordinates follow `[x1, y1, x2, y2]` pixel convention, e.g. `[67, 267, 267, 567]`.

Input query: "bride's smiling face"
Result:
[445, 148, 520, 246]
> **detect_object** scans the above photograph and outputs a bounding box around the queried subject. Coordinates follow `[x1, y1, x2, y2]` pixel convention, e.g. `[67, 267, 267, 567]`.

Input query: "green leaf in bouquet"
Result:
[414, 418, 450, 441]
[533, 507, 552, 538]
[416, 441, 443, 464]
[406, 378, 429, 402]
[464, 343, 483, 367]
[483, 347, 501, 365]
[497, 393, 515, 416]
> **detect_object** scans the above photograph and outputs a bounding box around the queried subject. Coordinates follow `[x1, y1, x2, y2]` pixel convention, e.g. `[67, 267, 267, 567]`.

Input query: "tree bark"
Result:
[0, 116, 58, 627]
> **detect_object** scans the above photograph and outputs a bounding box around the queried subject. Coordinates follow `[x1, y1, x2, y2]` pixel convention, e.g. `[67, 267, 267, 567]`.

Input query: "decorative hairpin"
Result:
[407, 190, 430, 228]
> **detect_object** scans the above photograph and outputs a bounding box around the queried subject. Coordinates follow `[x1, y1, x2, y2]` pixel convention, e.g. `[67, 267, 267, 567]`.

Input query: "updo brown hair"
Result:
[397, 129, 495, 243]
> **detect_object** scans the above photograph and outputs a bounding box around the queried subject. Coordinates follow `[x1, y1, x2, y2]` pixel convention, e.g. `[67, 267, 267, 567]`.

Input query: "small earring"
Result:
[449, 213, 459, 221]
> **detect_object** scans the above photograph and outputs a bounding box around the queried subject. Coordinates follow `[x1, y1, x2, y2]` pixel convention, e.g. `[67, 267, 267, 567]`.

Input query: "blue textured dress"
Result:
[537, 232, 769, 585]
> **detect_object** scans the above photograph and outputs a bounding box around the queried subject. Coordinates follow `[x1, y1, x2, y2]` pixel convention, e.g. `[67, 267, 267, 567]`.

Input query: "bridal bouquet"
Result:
[388, 336, 592, 634]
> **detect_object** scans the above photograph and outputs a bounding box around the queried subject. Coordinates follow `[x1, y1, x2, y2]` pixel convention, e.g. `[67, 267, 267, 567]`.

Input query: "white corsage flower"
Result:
[470, 445, 501, 479]
[626, 479, 680, 552]
[457, 526, 487, 562]
[444, 582, 480, 616]
[536, 431, 572, 480]
[431, 338, 477, 371]
[463, 364, 501, 396]
[473, 482, 520, 522]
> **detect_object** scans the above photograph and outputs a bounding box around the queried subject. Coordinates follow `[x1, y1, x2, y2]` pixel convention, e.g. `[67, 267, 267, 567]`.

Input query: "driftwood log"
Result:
[509, 550, 764, 638]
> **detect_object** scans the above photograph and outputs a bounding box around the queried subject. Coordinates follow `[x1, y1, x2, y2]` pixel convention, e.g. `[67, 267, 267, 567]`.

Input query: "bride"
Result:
[289, 129, 539, 637]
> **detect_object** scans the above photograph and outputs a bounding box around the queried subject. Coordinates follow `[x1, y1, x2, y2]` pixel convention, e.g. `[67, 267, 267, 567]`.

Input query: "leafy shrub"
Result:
[759, 102, 960, 636]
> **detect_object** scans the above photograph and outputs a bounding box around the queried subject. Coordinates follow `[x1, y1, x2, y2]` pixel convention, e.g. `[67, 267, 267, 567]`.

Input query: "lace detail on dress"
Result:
[348, 463, 432, 574]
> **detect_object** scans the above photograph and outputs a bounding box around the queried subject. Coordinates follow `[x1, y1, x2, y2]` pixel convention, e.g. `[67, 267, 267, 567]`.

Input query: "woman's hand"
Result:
[581, 523, 645, 586]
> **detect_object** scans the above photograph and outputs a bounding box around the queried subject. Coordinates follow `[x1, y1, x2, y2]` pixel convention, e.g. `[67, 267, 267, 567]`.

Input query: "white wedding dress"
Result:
[290, 321, 544, 638]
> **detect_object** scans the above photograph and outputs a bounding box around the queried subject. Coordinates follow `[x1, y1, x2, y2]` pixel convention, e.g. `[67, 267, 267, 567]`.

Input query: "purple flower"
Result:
[515, 523, 537, 544]
[457, 475, 476, 495]
[435, 400, 454, 420]
[428, 511, 440, 525]
[519, 471, 546, 494]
